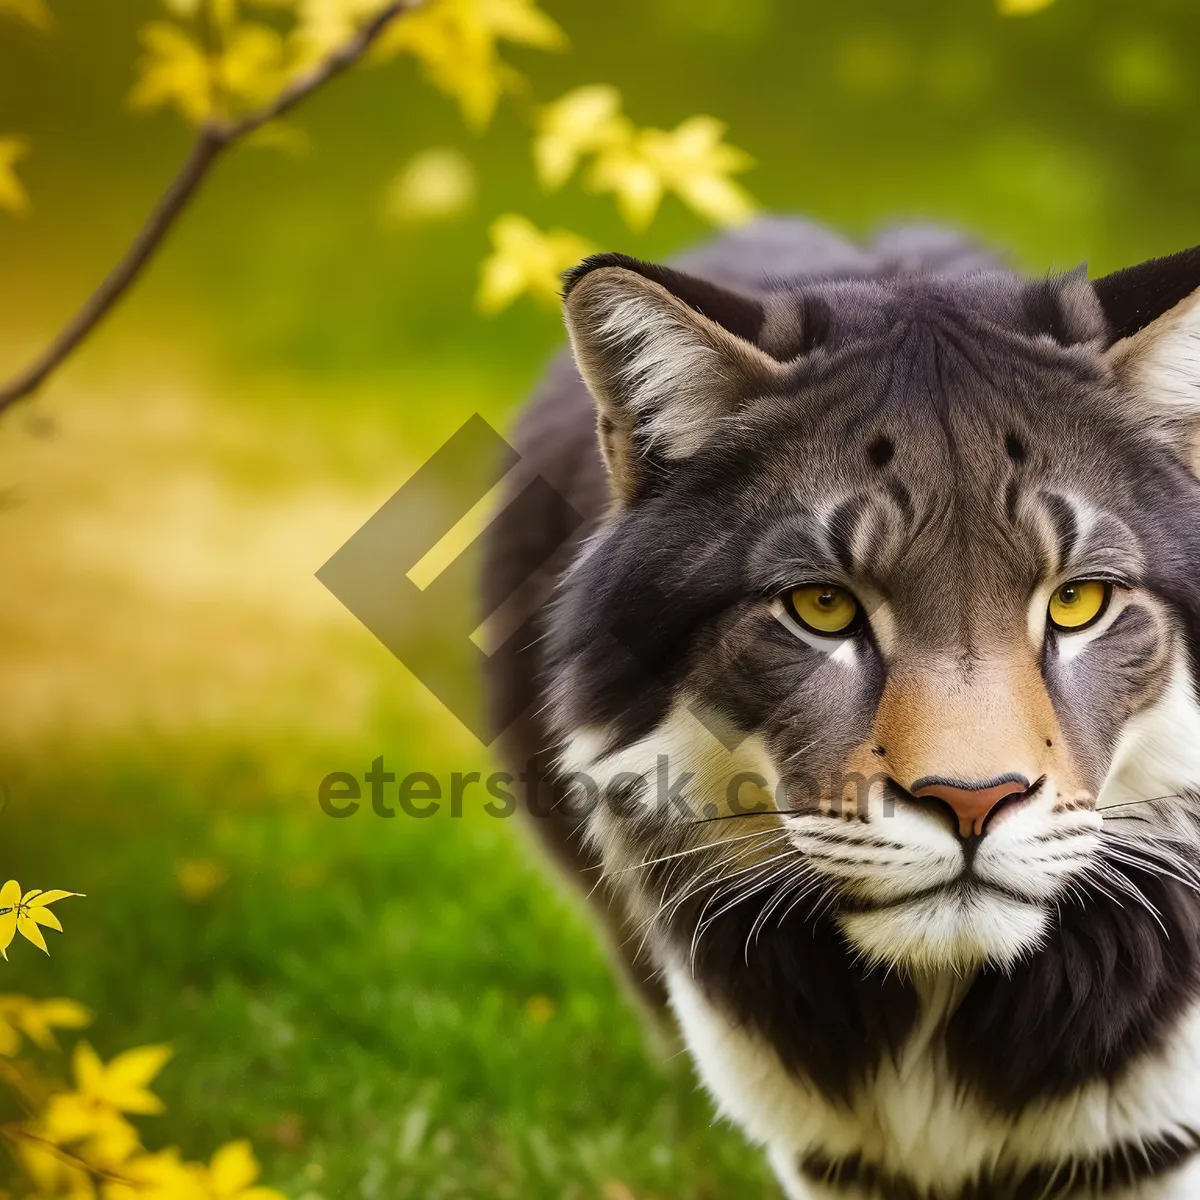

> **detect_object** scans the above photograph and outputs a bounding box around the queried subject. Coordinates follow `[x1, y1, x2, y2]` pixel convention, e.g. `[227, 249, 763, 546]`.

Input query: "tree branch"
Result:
[0, 0, 416, 415]
[0, 1124, 137, 1186]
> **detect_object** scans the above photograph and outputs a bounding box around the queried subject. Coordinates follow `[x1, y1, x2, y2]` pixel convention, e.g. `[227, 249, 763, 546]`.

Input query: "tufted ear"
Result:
[562, 253, 791, 507]
[1097, 246, 1200, 458]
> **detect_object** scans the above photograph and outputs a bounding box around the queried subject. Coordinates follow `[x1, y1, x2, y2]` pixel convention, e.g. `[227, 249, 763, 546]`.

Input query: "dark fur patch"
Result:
[946, 844, 1200, 1111]
[800, 1129, 1200, 1199]
[868, 436, 895, 468]
[1022, 280, 1079, 346]
[1041, 490, 1079, 566]
[662, 854, 918, 1102]
[768, 293, 834, 359]
[1093, 243, 1200, 344]
[562, 251, 767, 346]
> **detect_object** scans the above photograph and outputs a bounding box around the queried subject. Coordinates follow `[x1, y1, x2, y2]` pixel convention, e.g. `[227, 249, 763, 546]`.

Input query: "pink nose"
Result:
[911, 776, 1031, 839]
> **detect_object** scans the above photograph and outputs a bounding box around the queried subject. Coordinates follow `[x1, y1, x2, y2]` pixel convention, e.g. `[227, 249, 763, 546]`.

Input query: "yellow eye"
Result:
[785, 584, 862, 636]
[1048, 580, 1111, 632]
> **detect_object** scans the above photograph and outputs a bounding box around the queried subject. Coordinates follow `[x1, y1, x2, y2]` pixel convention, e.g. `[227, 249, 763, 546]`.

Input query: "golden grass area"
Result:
[0, 351, 473, 761]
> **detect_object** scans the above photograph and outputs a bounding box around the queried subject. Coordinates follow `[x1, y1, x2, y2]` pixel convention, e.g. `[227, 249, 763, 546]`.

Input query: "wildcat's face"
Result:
[550, 255, 1200, 975]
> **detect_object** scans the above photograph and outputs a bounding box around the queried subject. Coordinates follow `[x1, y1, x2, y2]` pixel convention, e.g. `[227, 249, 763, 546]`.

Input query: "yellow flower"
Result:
[175, 859, 229, 903]
[587, 137, 664, 233]
[128, 23, 213, 123]
[75, 1041, 172, 1114]
[102, 1148, 208, 1200]
[589, 115, 756, 231]
[128, 19, 287, 124]
[382, 147, 476, 224]
[0, 995, 90, 1055]
[217, 23, 289, 108]
[164, 0, 239, 21]
[524, 994, 555, 1023]
[195, 1139, 287, 1200]
[379, 0, 567, 129]
[476, 214, 594, 314]
[0, 137, 30, 216]
[0, 0, 53, 29]
[15, 1137, 97, 1200]
[533, 85, 630, 191]
[290, 0, 392, 63]
[0, 882, 83, 958]
[41, 1041, 173, 1154]
[998, 0, 1055, 12]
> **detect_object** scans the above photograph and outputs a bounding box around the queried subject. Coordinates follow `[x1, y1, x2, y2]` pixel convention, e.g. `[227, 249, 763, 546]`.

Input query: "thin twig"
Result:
[0, 0, 416, 415]
[0, 1123, 138, 1186]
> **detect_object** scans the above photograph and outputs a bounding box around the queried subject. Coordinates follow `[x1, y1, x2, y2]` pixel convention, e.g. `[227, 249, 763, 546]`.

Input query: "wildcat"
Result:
[481, 218, 1200, 1199]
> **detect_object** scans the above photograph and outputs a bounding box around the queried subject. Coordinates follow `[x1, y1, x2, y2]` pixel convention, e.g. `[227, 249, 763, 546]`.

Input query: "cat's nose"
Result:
[910, 775, 1033, 839]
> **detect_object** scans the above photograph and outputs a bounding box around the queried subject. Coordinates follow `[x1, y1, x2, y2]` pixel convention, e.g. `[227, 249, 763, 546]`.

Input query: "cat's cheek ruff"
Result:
[1099, 655, 1200, 810]
[566, 700, 1108, 977]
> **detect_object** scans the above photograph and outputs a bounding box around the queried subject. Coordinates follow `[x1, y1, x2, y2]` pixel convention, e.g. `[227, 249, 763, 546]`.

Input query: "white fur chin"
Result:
[838, 887, 1049, 973]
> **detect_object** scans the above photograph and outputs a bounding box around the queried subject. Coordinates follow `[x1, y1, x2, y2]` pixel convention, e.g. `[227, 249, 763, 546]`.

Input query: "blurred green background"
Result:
[0, 1, 1197, 1197]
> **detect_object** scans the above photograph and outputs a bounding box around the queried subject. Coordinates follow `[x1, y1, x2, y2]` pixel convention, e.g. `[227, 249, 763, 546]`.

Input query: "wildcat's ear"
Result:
[1097, 246, 1200, 452]
[562, 253, 791, 507]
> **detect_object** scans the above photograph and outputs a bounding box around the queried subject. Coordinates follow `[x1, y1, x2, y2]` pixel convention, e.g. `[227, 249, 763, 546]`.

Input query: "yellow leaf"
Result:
[524, 994, 555, 1023]
[242, 119, 312, 155]
[0, 1014, 20, 1055]
[0, 994, 90, 1050]
[589, 115, 756, 231]
[217, 22, 289, 107]
[476, 214, 594, 314]
[476, 0, 566, 50]
[15, 1136, 96, 1200]
[129, 17, 289, 124]
[587, 140, 664, 232]
[41, 1089, 141, 1150]
[0, 878, 20, 956]
[0, 139, 30, 216]
[128, 22, 213, 124]
[101, 1147, 202, 1200]
[382, 147, 475, 224]
[181, 1138, 288, 1199]
[378, 0, 565, 129]
[0, 0, 53, 29]
[209, 1140, 260, 1193]
[997, 0, 1055, 12]
[533, 85, 630, 191]
[382, 4, 503, 129]
[164, 0, 241, 22]
[0, 885, 84, 955]
[70, 1041, 173, 1114]
[175, 859, 229, 902]
[102, 1148, 210, 1200]
[26, 889, 84, 906]
[290, 0, 394, 65]
[642, 115, 756, 225]
[99, 1045, 173, 1112]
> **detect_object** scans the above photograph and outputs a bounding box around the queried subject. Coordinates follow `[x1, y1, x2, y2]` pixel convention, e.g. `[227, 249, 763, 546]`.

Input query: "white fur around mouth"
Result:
[837, 883, 1051, 973]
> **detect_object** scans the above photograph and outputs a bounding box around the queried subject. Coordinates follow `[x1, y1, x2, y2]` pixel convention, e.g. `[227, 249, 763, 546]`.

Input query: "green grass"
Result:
[0, 740, 779, 1199]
